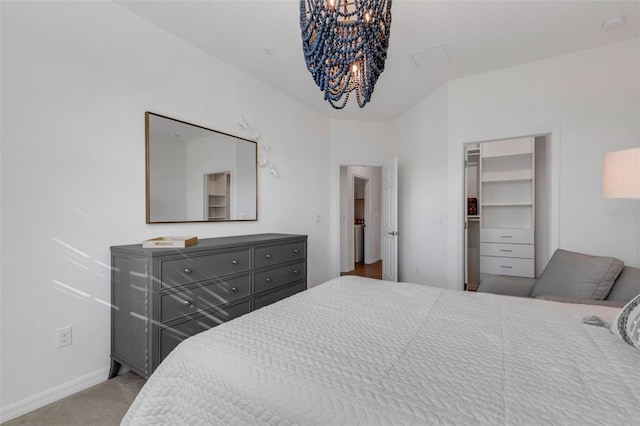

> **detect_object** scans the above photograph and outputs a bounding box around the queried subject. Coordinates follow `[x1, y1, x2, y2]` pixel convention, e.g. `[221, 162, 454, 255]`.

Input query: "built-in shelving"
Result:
[479, 137, 535, 278]
[206, 172, 230, 221]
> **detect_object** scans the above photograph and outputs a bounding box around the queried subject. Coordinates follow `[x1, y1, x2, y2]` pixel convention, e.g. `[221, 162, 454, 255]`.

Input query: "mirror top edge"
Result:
[145, 111, 257, 145]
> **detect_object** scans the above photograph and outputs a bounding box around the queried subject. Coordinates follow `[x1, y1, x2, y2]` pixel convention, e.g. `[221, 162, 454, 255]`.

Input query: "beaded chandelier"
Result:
[300, 0, 392, 109]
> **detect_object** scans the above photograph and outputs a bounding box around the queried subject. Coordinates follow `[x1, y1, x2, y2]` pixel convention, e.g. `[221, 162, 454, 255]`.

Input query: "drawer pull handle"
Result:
[500, 236, 513, 239]
[500, 249, 513, 252]
[265, 254, 272, 259]
[500, 266, 513, 269]
[184, 268, 192, 274]
[232, 260, 238, 265]
[293, 270, 299, 275]
[293, 249, 299, 254]
[265, 278, 272, 283]
[231, 287, 238, 292]
[183, 300, 192, 307]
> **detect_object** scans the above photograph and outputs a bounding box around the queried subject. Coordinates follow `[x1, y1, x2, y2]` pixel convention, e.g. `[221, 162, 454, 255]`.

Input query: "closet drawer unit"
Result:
[254, 261, 306, 294]
[160, 275, 251, 323]
[480, 228, 533, 245]
[480, 256, 534, 277]
[254, 242, 305, 268]
[160, 249, 251, 287]
[254, 282, 306, 310]
[480, 243, 534, 259]
[159, 300, 251, 361]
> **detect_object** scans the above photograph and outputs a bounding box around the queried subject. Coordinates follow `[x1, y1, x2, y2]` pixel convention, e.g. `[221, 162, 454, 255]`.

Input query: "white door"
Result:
[382, 157, 398, 281]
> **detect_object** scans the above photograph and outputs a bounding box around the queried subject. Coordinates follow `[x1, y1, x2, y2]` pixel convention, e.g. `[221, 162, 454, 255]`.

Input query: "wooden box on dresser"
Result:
[109, 233, 307, 379]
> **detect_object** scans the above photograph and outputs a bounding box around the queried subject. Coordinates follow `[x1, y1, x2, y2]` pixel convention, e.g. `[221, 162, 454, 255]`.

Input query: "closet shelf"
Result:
[481, 152, 532, 161]
[482, 202, 533, 207]
[482, 177, 533, 183]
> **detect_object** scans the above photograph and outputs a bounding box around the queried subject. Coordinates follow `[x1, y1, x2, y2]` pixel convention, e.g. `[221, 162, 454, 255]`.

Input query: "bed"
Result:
[122, 276, 640, 425]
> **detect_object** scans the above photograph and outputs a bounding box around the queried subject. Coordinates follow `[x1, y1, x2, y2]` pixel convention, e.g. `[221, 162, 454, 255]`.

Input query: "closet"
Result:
[465, 137, 540, 290]
[464, 145, 481, 290]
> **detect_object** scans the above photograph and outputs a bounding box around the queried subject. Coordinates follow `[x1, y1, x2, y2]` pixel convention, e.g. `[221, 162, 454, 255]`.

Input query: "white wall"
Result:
[445, 38, 640, 288]
[149, 134, 187, 221]
[0, 1, 332, 419]
[328, 119, 393, 277]
[392, 85, 449, 287]
[234, 140, 258, 220]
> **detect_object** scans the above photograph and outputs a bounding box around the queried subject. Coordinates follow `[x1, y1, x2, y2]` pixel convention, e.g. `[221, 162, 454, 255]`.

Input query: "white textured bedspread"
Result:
[122, 276, 640, 425]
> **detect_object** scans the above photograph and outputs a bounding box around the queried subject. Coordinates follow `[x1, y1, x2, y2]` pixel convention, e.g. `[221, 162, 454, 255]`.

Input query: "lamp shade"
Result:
[603, 147, 640, 199]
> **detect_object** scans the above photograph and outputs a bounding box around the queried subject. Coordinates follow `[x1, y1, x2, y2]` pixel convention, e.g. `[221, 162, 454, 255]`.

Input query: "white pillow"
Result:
[611, 293, 640, 348]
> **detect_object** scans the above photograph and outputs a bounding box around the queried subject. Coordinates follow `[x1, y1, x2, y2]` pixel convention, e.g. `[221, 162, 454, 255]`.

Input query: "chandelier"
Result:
[300, 0, 392, 109]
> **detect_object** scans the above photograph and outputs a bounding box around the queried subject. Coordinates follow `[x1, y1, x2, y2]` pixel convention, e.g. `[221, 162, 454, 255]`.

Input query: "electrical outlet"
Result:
[56, 326, 72, 348]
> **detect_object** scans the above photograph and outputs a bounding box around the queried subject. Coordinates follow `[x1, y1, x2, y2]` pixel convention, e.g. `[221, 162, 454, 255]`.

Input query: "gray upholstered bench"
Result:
[477, 249, 640, 307]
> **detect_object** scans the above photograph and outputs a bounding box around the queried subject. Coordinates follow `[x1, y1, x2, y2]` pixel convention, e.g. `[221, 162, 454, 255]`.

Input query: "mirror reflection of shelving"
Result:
[206, 172, 230, 221]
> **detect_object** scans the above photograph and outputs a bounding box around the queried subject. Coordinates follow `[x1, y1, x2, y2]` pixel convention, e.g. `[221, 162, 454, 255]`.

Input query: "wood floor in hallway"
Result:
[340, 260, 382, 280]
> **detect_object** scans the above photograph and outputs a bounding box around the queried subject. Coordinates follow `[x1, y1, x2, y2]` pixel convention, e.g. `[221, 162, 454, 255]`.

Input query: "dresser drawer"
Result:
[480, 243, 534, 259]
[254, 261, 306, 294]
[160, 249, 250, 287]
[160, 275, 251, 323]
[254, 241, 305, 268]
[254, 282, 305, 310]
[480, 256, 534, 278]
[159, 300, 251, 361]
[480, 228, 533, 244]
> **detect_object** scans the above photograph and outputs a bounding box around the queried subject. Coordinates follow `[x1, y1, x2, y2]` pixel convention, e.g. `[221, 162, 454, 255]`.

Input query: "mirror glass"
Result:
[146, 112, 257, 223]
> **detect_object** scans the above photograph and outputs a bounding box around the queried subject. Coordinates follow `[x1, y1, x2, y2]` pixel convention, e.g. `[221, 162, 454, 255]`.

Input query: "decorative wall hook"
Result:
[237, 114, 260, 141]
[258, 144, 279, 178]
[237, 114, 278, 178]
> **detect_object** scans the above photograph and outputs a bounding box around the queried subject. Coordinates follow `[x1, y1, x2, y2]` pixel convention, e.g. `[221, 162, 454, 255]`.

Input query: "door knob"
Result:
[388, 231, 399, 236]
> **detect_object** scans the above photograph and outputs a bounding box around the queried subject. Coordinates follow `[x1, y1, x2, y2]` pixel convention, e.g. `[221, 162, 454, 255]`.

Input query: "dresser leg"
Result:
[108, 359, 121, 379]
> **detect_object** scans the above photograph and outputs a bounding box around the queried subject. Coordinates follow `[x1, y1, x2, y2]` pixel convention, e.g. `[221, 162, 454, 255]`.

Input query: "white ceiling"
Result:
[116, 0, 640, 122]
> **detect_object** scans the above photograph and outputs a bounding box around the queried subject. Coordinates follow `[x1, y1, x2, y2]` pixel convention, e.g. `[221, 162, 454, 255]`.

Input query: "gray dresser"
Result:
[109, 233, 307, 379]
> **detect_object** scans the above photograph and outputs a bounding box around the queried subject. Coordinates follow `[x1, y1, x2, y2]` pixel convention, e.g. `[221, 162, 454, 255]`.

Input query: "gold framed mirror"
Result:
[145, 112, 257, 223]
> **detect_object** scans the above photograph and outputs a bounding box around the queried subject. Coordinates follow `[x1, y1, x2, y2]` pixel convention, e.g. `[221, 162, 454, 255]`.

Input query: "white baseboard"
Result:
[0, 367, 109, 423]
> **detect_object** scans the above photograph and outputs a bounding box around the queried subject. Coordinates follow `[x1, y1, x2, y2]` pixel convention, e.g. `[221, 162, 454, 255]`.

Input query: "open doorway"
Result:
[339, 165, 383, 279]
[464, 135, 552, 291]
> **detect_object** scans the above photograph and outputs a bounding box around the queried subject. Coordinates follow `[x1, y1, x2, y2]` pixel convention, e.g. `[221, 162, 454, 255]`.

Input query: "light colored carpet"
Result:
[3, 372, 145, 426]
